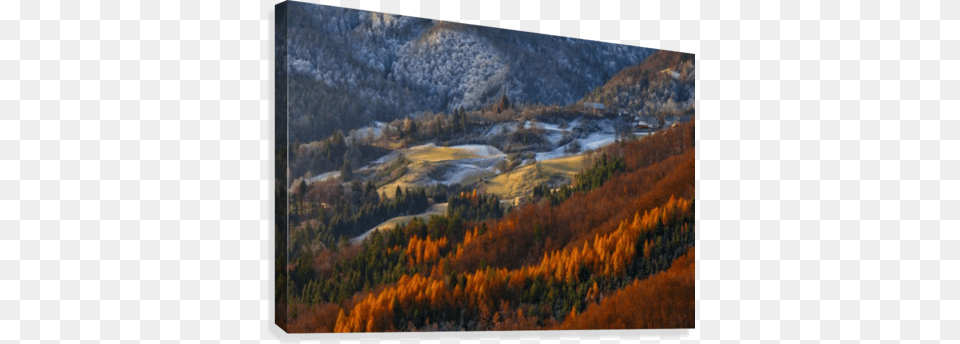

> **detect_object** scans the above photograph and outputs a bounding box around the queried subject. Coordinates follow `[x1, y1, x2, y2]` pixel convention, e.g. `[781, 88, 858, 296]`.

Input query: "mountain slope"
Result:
[580, 50, 695, 117]
[282, 1, 655, 142]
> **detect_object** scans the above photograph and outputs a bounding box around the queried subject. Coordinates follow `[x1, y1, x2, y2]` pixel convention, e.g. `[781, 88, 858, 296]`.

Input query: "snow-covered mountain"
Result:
[279, 1, 655, 143]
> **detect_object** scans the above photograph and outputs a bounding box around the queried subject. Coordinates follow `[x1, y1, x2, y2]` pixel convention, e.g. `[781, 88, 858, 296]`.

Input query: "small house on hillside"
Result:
[636, 120, 652, 130]
[583, 102, 604, 114]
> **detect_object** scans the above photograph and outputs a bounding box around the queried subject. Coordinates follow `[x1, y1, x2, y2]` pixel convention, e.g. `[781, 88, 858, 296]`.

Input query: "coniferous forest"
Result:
[276, 1, 695, 333]
[278, 121, 695, 332]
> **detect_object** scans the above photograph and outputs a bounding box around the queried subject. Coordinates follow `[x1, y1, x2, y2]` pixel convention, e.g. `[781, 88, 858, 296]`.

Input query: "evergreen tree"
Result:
[451, 109, 462, 134]
[294, 178, 308, 215]
[340, 159, 354, 182]
[496, 93, 510, 112]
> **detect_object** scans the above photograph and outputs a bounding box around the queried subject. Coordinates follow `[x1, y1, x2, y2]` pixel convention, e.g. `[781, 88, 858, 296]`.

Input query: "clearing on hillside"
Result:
[377, 144, 506, 198]
[483, 154, 589, 199]
[405, 144, 505, 162]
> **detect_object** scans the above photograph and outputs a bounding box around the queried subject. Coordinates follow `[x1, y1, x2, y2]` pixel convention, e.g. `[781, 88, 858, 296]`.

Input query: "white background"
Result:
[4, 0, 955, 342]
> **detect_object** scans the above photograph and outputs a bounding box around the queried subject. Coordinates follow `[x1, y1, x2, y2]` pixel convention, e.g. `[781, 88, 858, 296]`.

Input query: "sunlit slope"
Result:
[484, 154, 589, 199]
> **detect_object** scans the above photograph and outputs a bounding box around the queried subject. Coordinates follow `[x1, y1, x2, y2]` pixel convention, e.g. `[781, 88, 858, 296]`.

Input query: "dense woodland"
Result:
[278, 120, 696, 332]
[276, 38, 697, 331]
[446, 190, 503, 223]
[282, 2, 653, 143]
[532, 153, 626, 206]
[288, 50, 695, 180]
[580, 50, 696, 121]
[288, 177, 459, 251]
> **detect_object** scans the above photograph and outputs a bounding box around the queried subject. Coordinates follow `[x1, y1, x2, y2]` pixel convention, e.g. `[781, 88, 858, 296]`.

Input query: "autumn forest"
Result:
[276, 1, 695, 333]
[277, 121, 695, 332]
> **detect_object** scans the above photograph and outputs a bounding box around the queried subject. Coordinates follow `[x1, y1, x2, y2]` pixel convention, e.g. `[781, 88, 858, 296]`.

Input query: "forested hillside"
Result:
[580, 50, 696, 120]
[282, 1, 654, 143]
[287, 50, 694, 181]
[277, 2, 695, 331]
[278, 120, 696, 332]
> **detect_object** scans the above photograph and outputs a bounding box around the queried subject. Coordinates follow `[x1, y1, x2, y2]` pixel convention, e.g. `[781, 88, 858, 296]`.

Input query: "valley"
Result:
[301, 112, 664, 243]
[276, 35, 697, 331]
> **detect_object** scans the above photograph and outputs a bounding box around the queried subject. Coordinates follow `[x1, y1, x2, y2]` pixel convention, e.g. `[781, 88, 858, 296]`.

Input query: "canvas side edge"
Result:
[274, 0, 291, 333]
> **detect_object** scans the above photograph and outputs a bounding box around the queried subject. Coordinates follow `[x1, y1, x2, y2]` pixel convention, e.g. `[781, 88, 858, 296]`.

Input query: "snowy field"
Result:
[431, 156, 505, 186]
[446, 144, 505, 157]
[344, 117, 658, 244]
[535, 131, 648, 161]
[306, 170, 340, 184]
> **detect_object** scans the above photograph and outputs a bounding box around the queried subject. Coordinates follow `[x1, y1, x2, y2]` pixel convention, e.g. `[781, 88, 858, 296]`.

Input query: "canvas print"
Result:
[276, 1, 695, 333]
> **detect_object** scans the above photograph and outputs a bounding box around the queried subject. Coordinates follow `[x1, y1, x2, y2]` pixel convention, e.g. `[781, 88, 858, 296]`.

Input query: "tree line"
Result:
[447, 189, 503, 223]
[532, 152, 626, 206]
[328, 196, 694, 332]
[289, 178, 451, 253]
[280, 120, 696, 332]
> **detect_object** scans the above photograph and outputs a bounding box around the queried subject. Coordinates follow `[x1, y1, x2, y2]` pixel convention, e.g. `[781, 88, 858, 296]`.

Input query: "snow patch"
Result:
[535, 146, 570, 161]
[483, 122, 518, 139]
[538, 123, 562, 131]
[436, 161, 500, 186]
[534, 130, 647, 161]
[579, 132, 617, 151]
[306, 170, 340, 184]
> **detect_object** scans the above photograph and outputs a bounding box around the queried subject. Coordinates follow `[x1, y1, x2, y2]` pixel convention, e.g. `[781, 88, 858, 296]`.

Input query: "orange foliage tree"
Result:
[560, 247, 695, 330]
[332, 197, 693, 332]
